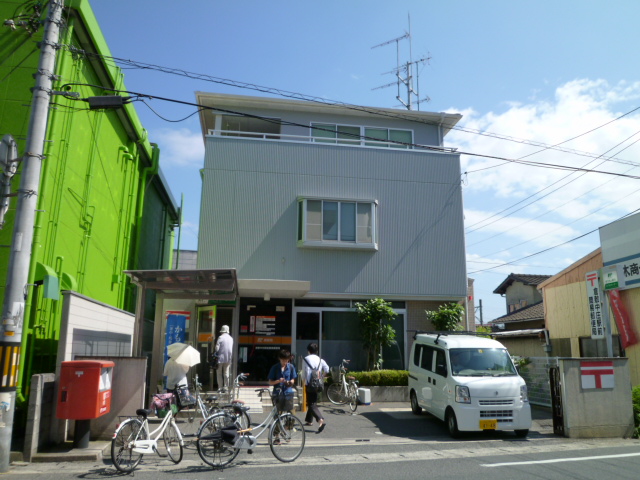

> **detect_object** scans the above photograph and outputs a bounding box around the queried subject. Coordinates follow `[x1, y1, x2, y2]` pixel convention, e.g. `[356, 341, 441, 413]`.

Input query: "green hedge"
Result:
[328, 370, 408, 387]
[633, 385, 640, 438]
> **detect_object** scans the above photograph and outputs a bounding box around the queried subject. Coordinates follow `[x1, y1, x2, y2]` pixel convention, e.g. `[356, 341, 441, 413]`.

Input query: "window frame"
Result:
[297, 196, 378, 251]
[310, 122, 413, 149]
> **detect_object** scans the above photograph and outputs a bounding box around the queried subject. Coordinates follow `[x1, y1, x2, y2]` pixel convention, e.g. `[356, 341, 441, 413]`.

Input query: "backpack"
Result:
[304, 356, 324, 393]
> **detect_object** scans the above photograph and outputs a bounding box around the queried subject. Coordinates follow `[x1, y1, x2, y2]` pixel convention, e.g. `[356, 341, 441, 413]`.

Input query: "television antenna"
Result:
[371, 15, 431, 111]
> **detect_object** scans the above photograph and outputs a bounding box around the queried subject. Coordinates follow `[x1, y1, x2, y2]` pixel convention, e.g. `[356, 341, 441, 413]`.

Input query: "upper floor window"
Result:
[297, 197, 377, 250]
[218, 114, 281, 139]
[311, 123, 412, 149]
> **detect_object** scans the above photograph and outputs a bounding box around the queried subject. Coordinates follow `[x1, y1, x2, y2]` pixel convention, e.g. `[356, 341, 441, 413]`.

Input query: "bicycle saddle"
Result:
[136, 408, 153, 418]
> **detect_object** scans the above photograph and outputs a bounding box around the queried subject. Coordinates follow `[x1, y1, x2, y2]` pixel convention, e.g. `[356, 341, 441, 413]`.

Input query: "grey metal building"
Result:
[192, 93, 467, 380]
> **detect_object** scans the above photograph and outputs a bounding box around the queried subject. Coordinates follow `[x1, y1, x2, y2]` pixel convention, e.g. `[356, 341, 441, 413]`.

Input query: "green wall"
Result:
[0, 0, 179, 397]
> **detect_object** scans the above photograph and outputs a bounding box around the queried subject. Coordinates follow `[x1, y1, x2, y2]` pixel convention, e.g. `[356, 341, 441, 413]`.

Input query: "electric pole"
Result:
[0, 0, 64, 471]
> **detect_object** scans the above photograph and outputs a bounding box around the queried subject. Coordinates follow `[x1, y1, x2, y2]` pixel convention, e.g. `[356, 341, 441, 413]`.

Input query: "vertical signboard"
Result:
[607, 289, 638, 349]
[586, 271, 605, 339]
[164, 311, 189, 364]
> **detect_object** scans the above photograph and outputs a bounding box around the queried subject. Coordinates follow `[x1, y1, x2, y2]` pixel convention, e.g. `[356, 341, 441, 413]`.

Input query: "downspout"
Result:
[133, 143, 159, 356]
[115, 146, 134, 306]
[134, 142, 159, 268]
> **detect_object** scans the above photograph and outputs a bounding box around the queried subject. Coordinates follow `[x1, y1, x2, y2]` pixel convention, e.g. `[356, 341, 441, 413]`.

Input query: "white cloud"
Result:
[154, 128, 204, 168]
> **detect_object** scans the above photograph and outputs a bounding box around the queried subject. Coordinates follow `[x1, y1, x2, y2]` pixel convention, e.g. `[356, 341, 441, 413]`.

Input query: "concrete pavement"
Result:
[13, 401, 554, 464]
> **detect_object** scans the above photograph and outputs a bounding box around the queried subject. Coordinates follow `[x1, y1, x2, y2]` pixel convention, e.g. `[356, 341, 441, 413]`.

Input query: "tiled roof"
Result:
[493, 273, 553, 295]
[489, 301, 544, 324]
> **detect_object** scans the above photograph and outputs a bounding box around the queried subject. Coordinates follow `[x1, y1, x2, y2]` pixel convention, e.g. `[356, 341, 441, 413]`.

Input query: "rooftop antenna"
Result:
[371, 14, 431, 111]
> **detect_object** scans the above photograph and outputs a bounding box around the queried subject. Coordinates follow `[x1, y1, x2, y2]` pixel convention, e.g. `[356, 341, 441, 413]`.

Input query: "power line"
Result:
[467, 207, 640, 274]
[58, 46, 640, 170]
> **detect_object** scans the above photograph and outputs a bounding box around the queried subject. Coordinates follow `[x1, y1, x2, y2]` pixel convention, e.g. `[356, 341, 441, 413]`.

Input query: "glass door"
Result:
[196, 306, 216, 390]
[295, 311, 320, 362]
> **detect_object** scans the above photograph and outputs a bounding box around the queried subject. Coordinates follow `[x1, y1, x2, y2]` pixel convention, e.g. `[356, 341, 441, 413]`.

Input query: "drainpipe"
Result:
[133, 143, 159, 355]
[115, 146, 134, 305]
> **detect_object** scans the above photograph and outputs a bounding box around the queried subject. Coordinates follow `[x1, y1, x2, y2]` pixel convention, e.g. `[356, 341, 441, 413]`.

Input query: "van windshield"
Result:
[449, 348, 517, 377]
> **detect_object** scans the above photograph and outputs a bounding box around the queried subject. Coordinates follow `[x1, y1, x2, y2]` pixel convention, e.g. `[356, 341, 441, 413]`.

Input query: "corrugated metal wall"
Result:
[198, 137, 466, 299]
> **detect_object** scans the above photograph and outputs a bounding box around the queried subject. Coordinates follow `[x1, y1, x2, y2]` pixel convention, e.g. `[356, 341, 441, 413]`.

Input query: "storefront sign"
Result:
[585, 271, 605, 339]
[164, 311, 189, 363]
[607, 289, 639, 348]
[602, 265, 619, 290]
[580, 360, 614, 389]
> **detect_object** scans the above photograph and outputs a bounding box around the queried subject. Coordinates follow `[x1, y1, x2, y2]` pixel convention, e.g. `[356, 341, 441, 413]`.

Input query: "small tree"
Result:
[425, 302, 465, 331]
[356, 298, 397, 370]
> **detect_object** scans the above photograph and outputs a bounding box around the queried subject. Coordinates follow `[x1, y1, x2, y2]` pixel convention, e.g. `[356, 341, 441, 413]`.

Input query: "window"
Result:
[311, 123, 412, 148]
[297, 198, 377, 250]
[218, 114, 280, 139]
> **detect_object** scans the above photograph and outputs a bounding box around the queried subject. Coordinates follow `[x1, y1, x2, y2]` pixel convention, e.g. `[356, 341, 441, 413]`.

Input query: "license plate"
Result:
[479, 419, 497, 430]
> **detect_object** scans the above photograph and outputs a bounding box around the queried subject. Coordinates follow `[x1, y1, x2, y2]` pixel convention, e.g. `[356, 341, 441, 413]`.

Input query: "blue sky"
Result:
[90, 0, 640, 323]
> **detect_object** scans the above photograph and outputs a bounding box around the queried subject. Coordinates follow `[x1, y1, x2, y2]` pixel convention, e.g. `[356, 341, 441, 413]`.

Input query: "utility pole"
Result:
[0, 0, 63, 471]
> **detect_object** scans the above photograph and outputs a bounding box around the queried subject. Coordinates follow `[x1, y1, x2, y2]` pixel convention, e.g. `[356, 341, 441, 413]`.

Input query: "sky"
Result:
[89, 0, 640, 324]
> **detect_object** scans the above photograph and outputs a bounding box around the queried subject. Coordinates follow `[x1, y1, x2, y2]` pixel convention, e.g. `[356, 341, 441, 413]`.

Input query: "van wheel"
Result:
[410, 391, 422, 415]
[446, 411, 461, 439]
[514, 429, 529, 438]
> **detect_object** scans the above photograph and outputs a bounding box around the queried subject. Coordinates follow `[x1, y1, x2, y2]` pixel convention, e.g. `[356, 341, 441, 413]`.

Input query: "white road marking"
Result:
[483, 451, 640, 467]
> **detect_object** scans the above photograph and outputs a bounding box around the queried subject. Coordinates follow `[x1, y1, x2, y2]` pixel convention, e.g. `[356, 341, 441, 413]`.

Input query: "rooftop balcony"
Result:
[206, 129, 457, 153]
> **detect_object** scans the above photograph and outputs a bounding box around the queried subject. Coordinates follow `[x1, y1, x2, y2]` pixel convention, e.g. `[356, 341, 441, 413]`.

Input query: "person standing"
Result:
[163, 356, 189, 392]
[302, 343, 329, 432]
[268, 348, 297, 398]
[215, 324, 233, 392]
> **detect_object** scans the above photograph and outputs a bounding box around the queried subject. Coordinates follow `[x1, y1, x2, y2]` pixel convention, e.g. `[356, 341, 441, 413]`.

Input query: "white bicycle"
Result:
[111, 395, 184, 472]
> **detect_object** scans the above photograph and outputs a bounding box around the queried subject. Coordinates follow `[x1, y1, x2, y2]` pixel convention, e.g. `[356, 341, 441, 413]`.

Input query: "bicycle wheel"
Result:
[179, 403, 206, 440]
[111, 418, 147, 473]
[326, 383, 348, 405]
[163, 420, 183, 464]
[196, 412, 240, 468]
[348, 384, 358, 412]
[269, 413, 305, 462]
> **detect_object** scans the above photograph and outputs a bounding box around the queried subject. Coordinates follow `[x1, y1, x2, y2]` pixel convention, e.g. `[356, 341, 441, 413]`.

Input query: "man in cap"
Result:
[215, 324, 233, 392]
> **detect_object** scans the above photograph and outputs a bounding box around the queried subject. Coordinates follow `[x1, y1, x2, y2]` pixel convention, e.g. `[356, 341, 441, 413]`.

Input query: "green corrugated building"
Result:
[0, 0, 179, 409]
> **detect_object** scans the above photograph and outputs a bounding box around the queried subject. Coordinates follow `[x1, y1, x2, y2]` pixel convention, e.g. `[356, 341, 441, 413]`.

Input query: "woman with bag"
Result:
[302, 343, 329, 433]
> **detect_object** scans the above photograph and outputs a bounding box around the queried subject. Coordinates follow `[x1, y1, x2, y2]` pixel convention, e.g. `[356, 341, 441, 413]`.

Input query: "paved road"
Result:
[6, 401, 639, 479]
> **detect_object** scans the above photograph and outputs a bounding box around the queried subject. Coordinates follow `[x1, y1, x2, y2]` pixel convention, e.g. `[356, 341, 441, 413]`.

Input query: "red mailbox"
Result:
[57, 360, 115, 420]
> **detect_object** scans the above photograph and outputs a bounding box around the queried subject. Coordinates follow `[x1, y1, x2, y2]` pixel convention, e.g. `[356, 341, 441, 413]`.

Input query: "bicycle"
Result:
[180, 373, 252, 438]
[196, 387, 305, 468]
[326, 359, 359, 412]
[110, 393, 184, 473]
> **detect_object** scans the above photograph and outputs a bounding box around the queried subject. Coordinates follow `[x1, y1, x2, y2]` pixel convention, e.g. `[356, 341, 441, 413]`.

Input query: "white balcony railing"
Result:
[206, 129, 457, 153]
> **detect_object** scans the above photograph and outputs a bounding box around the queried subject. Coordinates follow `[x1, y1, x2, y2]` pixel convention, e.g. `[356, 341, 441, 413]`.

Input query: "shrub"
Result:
[327, 369, 408, 387]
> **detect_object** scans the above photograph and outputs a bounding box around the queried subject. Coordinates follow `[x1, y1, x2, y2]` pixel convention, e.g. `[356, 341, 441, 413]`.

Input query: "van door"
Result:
[430, 348, 449, 419]
[411, 344, 431, 410]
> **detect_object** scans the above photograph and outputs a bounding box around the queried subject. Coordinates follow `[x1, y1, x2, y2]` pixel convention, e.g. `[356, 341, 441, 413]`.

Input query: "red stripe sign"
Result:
[580, 360, 614, 389]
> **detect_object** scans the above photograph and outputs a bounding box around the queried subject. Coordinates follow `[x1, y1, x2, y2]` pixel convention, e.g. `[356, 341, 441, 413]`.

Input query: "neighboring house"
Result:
[489, 273, 551, 357]
[0, 0, 179, 404]
[186, 92, 467, 379]
[540, 214, 640, 386]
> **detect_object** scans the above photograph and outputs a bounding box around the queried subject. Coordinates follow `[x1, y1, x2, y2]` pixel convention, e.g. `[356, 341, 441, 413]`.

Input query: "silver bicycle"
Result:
[326, 359, 359, 412]
[111, 396, 184, 472]
[180, 373, 251, 438]
[196, 387, 305, 468]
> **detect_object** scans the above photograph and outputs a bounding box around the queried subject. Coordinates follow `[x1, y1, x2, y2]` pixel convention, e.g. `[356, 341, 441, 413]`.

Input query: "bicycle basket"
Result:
[272, 390, 294, 411]
[151, 393, 178, 418]
[330, 366, 341, 382]
[176, 387, 197, 409]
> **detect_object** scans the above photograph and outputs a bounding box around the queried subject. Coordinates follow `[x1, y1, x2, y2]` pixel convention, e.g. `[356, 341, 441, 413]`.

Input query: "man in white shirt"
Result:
[302, 343, 329, 432]
[215, 325, 234, 392]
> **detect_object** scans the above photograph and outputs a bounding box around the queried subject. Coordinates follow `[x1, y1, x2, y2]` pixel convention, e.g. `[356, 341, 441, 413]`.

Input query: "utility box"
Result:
[554, 357, 634, 438]
[57, 360, 115, 420]
[357, 388, 371, 405]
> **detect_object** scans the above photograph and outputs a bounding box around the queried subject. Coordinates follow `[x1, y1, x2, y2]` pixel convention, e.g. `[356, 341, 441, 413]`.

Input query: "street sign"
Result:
[585, 271, 605, 339]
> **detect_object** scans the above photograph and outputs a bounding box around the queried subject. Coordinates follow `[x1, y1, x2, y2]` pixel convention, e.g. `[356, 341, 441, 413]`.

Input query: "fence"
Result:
[519, 357, 557, 408]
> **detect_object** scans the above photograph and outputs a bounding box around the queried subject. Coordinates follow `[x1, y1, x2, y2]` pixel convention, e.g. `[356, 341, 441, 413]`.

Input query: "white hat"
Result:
[220, 325, 229, 334]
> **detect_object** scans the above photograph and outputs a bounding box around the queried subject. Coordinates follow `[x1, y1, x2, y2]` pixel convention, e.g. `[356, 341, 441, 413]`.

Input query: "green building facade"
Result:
[0, 0, 179, 402]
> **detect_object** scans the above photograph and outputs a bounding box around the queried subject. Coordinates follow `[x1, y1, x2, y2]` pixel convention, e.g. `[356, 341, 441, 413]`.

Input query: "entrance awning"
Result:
[124, 269, 238, 300]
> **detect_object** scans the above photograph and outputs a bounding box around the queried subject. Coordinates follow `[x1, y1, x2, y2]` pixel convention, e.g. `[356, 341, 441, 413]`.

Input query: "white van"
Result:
[408, 333, 531, 438]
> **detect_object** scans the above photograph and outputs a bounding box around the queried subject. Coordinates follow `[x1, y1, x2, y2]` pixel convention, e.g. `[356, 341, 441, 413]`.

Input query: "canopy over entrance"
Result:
[124, 269, 238, 354]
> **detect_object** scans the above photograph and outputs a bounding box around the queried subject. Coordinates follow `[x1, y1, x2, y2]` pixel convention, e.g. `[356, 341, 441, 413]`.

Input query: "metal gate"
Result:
[549, 365, 564, 436]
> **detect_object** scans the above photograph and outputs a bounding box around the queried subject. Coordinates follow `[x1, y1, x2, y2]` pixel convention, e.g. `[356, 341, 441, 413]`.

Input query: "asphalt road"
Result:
[6, 401, 640, 479]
